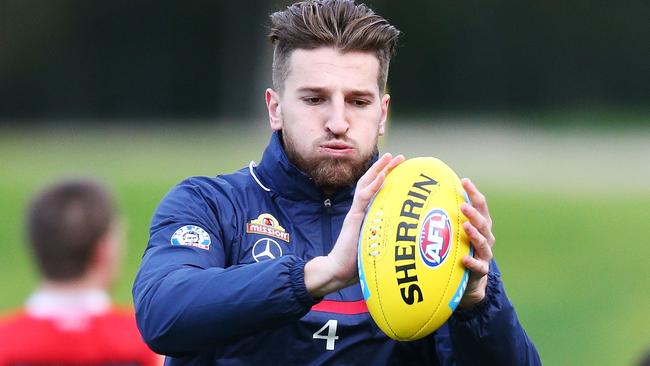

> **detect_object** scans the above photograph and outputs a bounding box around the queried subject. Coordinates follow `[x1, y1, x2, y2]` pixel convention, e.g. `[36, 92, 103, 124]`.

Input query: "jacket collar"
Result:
[254, 131, 357, 203]
[25, 288, 110, 331]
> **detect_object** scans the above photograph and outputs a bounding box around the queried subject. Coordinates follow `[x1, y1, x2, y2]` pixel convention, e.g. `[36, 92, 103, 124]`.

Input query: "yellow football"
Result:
[358, 157, 472, 341]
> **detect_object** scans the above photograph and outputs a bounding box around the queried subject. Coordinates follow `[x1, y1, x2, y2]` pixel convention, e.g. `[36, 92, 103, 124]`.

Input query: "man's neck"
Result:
[40, 275, 107, 293]
[321, 186, 336, 198]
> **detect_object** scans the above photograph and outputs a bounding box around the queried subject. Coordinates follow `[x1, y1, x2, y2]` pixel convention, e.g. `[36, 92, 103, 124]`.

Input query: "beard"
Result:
[282, 132, 377, 193]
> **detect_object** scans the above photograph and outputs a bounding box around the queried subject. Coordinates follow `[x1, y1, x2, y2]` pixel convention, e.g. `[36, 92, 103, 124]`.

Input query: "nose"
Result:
[325, 97, 349, 136]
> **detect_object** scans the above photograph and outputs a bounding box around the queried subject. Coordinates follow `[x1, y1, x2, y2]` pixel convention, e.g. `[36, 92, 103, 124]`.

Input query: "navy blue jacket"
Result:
[133, 132, 541, 365]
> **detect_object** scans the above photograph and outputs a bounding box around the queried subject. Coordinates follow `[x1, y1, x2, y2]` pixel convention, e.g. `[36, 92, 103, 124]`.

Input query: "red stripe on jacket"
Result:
[311, 300, 369, 315]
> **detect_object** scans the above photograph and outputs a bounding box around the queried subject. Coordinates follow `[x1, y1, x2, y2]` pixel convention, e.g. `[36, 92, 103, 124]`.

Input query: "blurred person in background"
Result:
[639, 351, 650, 366]
[0, 179, 159, 365]
[133, 0, 540, 364]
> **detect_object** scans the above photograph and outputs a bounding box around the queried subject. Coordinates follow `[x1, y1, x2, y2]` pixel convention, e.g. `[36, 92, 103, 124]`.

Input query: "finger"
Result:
[462, 255, 490, 277]
[463, 221, 494, 260]
[352, 155, 404, 215]
[461, 178, 491, 221]
[352, 171, 388, 214]
[382, 154, 405, 175]
[363, 155, 404, 196]
[358, 153, 403, 191]
[357, 153, 392, 188]
[367, 153, 393, 178]
[461, 203, 495, 245]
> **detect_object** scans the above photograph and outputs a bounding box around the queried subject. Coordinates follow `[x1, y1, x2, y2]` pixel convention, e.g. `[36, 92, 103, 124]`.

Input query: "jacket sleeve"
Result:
[437, 260, 541, 365]
[132, 179, 318, 356]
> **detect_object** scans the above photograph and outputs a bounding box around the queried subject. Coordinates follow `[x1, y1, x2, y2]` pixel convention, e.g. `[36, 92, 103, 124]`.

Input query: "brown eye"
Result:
[303, 97, 324, 105]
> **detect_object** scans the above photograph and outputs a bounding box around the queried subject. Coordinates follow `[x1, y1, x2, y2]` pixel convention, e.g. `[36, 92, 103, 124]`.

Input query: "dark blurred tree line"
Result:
[0, 0, 648, 121]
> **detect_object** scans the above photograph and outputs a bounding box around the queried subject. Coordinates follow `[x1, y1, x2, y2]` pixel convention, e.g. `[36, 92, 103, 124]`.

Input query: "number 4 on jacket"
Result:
[313, 319, 339, 350]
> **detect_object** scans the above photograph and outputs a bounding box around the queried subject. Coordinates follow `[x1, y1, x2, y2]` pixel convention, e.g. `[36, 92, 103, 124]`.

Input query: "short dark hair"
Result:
[27, 179, 115, 281]
[269, 0, 400, 93]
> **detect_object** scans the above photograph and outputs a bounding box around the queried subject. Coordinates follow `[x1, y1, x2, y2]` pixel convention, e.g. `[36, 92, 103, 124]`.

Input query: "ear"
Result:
[379, 93, 390, 136]
[266, 88, 283, 131]
[90, 222, 123, 287]
[91, 238, 110, 270]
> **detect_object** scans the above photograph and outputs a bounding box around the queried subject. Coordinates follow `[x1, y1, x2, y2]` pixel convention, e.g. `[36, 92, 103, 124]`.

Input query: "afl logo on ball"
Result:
[419, 209, 452, 268]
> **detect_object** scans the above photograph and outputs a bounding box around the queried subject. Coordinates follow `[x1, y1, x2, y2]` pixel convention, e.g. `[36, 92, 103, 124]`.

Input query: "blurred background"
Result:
[1, 0, 648, 364]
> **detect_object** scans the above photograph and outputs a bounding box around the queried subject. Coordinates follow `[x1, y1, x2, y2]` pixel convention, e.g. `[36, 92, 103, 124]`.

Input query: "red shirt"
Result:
[0, 290, 159, 366]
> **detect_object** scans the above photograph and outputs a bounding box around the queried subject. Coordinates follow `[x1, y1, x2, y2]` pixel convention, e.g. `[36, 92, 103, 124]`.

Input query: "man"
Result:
[0, 179, 159, 365]
[133, 1, 541, 364]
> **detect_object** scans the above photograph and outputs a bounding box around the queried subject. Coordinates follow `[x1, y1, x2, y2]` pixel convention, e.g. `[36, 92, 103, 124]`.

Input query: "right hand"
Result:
[305, 153, 405, 298]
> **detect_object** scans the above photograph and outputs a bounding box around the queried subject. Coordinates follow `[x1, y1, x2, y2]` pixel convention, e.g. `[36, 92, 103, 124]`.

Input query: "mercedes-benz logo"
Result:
[252, 238, 283, 262]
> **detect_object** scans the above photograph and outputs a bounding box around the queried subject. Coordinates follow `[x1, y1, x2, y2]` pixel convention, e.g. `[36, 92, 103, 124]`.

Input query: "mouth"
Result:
[319, 141, 355, 156]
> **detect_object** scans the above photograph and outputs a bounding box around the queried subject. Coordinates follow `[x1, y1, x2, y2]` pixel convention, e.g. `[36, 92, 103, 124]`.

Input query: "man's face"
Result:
[266, 47, 389, 192]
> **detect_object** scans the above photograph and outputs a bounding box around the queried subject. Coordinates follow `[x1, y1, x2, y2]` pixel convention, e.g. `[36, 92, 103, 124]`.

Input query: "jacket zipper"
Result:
[322, 198, 333, 255]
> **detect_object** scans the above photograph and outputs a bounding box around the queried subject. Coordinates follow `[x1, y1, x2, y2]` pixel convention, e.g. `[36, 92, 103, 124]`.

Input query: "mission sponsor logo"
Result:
[418, 209, 452, 268]
[246, 213, 290, 242]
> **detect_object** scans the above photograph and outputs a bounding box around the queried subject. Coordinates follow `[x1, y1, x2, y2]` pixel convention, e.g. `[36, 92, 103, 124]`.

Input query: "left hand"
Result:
[458, 178, 496, 310]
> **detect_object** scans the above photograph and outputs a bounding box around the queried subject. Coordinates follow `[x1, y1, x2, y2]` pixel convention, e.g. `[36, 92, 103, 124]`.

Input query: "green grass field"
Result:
[1, 122, 649, 365]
